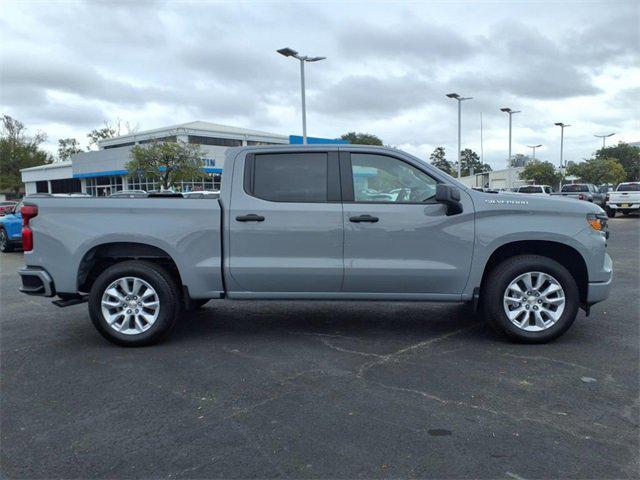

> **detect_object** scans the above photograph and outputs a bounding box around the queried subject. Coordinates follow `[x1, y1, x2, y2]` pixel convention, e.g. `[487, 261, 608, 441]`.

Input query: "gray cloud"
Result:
[0, 0, 637, 164]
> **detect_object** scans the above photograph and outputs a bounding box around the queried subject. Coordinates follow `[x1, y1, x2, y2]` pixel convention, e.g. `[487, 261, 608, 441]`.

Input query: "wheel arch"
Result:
[479, 240, 589, 305]
[77, 242, 183, 296]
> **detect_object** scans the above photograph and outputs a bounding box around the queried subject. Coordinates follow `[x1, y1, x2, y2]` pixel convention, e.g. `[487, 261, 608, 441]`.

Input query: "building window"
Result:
[246, 140, 279, 146]
[103, 142, 135, 149]
[127, 174, 159, 192]
[51, 178, 82, 194]
[188, 135, 242, 147]
[86, 176, 124, 196]
[138, 136, 177, 145]
[35, 181, 49, 193]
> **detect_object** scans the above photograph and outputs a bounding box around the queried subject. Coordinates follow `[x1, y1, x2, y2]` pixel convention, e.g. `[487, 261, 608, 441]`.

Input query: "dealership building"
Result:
[20, 121, 344, 196]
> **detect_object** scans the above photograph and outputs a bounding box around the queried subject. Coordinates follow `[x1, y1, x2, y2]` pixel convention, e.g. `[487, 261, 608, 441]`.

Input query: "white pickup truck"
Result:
[606, 182, 640, 217]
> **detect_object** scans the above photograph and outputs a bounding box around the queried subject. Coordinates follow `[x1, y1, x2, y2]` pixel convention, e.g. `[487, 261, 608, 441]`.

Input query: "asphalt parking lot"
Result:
[1, 217, 638, 479]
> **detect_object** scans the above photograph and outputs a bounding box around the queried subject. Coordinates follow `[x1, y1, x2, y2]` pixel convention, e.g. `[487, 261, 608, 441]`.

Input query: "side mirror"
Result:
[436, 184, 463, 216]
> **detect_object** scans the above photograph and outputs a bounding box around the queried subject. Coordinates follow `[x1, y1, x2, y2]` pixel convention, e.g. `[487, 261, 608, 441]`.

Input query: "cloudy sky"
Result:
[1, 0, 638, 169]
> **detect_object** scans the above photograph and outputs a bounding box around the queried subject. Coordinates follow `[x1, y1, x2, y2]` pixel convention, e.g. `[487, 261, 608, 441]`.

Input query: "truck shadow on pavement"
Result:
[169, 301, 497, 345]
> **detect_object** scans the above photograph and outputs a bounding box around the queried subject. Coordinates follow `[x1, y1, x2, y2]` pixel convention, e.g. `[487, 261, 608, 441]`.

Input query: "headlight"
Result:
[587, 213, 607, 232]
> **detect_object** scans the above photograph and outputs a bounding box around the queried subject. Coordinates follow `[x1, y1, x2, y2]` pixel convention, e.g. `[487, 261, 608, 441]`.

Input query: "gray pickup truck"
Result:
[553, 183, 607, 209]
[18, 145, 612, 346]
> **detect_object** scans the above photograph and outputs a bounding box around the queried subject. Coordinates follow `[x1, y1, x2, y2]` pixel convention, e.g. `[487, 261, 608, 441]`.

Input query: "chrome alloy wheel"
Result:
[503, 271, 565, 332]
[101, 277, 160, 335]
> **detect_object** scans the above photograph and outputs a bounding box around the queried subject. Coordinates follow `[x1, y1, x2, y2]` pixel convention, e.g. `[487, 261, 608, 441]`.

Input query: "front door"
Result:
[341, 152, 474, 295]
[227, 151, 344, 294]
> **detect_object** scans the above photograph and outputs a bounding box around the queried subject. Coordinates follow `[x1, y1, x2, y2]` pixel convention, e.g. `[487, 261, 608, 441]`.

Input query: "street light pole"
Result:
[299, 59, 306, 143]
[527, 144, 542, 160]
[277, 48, 326, 144]
[500, 107, 521, 165]
[594, 133, 615, 149]
[554, 122, 570, 168]
[446, 93, 472, 178]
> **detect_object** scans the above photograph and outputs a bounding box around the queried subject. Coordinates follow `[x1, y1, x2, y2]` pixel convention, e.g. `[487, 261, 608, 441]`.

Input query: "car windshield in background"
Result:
[518, 186, 542, 193]
[617, 184, 640, 192]
[562, 184, 588, 192]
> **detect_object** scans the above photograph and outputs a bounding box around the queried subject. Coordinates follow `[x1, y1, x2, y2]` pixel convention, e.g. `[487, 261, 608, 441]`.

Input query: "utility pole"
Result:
[555, 122, 570, 191]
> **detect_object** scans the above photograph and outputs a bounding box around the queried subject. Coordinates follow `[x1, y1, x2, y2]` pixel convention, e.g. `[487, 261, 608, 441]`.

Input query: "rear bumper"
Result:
[607, 203, 639, 210]
[19, 267, 55, 297]
[586, 253, 612, 305]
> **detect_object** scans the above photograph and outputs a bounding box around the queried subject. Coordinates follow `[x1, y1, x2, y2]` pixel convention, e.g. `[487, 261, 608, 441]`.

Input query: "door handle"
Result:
[236, 214, 265, 222]
[349, 215, 379, 223]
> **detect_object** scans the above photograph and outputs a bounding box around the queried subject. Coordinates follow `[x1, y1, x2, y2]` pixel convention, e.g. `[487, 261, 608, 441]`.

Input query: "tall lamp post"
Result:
[277, 47, 326, 144]
[554, 122, 570, 168]
[555, 122, 570, 190]
[446, 93, 472, 178]
[594, 133, 615, 149]
[500, 107, 521, 165]
[527, 144, 542, 160]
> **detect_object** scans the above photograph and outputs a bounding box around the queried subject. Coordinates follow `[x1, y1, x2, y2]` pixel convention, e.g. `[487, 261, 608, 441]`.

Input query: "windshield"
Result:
[518, 186, 542, 193]
[561, 184, 588, 192]
[617, 183, 640, 192]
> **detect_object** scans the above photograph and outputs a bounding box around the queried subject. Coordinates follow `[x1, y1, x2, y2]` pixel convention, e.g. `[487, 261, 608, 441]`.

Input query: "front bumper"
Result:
[19, 267, 55, 297]
[586, 252, 612, 305]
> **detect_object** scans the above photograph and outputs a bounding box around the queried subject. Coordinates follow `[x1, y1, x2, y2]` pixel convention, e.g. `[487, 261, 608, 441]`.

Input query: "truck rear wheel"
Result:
[88, 261, 180, 346]
[0, 229, 14, 253]
[482, 255, 579, 343]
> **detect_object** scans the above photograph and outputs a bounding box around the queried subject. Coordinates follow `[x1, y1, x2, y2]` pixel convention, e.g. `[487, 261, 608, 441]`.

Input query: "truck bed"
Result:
[23, 196, 224, 298]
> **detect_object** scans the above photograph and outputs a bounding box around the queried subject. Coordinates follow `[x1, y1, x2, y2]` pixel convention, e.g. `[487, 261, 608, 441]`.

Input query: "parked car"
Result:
[606, 182, 640, 217]
[18, 145, 612, 346]
[182, 190, 220, 199]
[109, 190, 148, 198]
[552, 183, 607, 208]
[0, 201, 18, 216]
[517, 185, 553, 195]
[0, 200, 23, 252]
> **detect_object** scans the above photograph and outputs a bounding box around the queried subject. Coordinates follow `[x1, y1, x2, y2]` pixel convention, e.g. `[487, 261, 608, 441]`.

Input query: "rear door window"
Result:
[248, 153, 328, 202]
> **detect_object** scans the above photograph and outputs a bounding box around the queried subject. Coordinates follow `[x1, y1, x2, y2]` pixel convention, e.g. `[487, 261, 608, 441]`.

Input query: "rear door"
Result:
[227, 151, 344, 294]
[340, 151, 474, 296]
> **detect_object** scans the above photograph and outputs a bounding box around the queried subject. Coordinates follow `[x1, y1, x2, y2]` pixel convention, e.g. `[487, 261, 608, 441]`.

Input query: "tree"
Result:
[340, 132, 383, 145]
[126, 140, 203, 190]
[454, 148, 492, 177]
[87, 118, 138, 150]
[595, 142, 639, 181]
[566, 157, 627, 185]
[428, 146, 454, 176]
[0, 115, 52, 193]
[520, 160, 561, 186]
[57, 138, 83, 160]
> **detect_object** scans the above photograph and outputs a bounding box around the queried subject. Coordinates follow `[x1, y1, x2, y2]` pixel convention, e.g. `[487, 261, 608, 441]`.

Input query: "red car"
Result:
[0, 201, 17, 216]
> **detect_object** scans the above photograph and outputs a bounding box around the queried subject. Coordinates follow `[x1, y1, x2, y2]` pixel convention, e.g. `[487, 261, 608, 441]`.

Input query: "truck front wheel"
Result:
[88, 261, 180, 346]
[483, 255, 580, 343]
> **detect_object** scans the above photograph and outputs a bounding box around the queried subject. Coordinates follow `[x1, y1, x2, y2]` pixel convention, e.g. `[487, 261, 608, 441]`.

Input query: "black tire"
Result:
[0, 228, 14, 253]
[482, 255, 580, 343]
[88, 261, 180, 346]
[606, 207, 616, 218]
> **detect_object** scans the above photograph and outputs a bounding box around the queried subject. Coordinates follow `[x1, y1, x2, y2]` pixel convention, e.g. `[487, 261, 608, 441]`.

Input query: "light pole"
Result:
[446, 93, 472, 178]
[500, 107, 521, 164]
[277, 47, 326, 144]
[594, 133, 615, 149]
[554, 122, 570, 168]
[527, 144, 542, 160]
